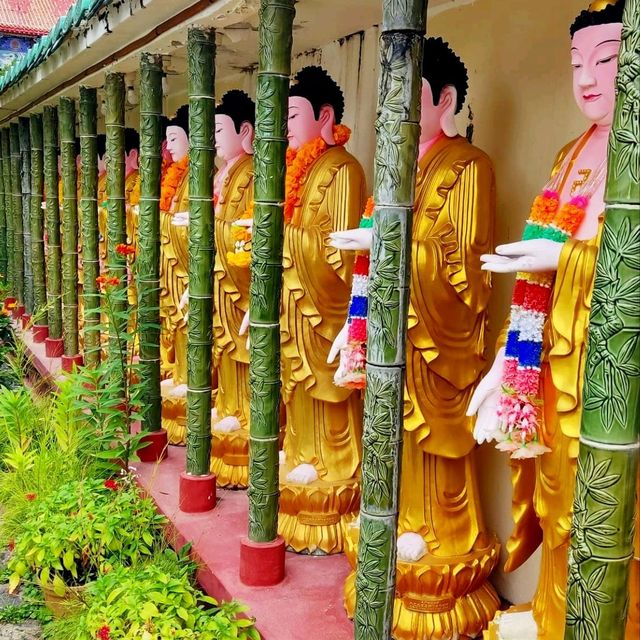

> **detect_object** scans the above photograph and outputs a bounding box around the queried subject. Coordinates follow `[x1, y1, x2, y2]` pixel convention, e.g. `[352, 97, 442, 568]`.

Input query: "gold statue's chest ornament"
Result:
[571, 168, 593, 196]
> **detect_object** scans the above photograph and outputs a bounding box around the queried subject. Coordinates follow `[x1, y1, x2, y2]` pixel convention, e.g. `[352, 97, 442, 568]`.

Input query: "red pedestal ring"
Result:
[20, 314, 31, 330]
[45, 337, 64, 358]
[4, 297, 16, 311]
[240, 536, 286, 587]
[137, 430, 169, 463]
[178, 472, 216, 513]
[32, 324, 49, 343]
[61, 354, 84, 372]
[12, 305, 24, 320]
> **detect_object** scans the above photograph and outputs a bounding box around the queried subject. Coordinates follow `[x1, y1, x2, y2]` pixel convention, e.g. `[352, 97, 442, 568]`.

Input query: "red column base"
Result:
[12, 305, 24, 320]
[45, 337, 64, 358]
[61, 354, 84, 372]
[240, 536, 286, 587]
[137, 430, 169, 463]
[20, 314, 31, 330]
[178, 472, 216, 513]
[4, 297, 16, 311]
[32, 324, 49, 343]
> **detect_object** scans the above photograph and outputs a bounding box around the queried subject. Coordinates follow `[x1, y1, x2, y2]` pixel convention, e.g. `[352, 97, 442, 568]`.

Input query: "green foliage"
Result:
[0, 578, 52, 624]
[8, 476, 166, 594]
[44, 550, 260, 640]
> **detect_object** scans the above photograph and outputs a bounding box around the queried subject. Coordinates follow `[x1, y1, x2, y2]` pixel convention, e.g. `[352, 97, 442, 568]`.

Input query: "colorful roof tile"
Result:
[0, 0, 110, 95]
[0, 0, 76, 37]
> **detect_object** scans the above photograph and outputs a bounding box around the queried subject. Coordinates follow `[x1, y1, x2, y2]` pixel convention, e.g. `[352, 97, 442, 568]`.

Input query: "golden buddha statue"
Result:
[209, 90, 255, 488]
[276, 66, 366, 555]
[331, 38, 499, 638]
[471, 2, 638, 638]
[159, 106, 191, 445]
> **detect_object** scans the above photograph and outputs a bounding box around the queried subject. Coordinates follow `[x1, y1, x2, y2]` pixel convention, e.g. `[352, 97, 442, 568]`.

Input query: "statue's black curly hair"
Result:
[289, 66, 345, 124]
[216, 90, 256, 133]
[124, 128, 139, 153]
[570, 0, 625, 37]
[96, 134, 106, 158]
[167, 104, 189, 135]
[422, 37, 468, 114]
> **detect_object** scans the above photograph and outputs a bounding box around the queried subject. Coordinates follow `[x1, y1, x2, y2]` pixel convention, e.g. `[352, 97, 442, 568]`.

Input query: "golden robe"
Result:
[159, 170, 189, 381]
[499, 142, 639, 639]
[279, 144, 366, 554]
[344, 135, 500, 639]
[211, 155, 253, 487]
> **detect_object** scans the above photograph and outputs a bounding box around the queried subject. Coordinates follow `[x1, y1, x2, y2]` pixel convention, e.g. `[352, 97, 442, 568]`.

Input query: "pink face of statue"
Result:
[97, 154, 106, 176]
[571, 22, 622, 126]
[125, 149, 139, 175]
[165, 125, 189, 162]
[215, 114, 245, 163]
[287, 96, 323, 150]
[419, 79, 445, 143]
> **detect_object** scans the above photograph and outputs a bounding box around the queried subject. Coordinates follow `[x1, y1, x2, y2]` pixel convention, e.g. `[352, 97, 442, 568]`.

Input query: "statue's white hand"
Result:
[172, 211, 190, 227]
[239, 310, 250, 350]
[329, 228, 373, 251]
[467, 348, 505, 444]
[179, 287, 189, 311]
[234, 218, 253, 235]
[327, 322, 349, 364]
[481, 239, 562, 274]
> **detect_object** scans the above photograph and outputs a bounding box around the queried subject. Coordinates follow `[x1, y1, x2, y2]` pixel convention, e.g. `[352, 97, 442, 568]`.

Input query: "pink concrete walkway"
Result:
[135, 449, 354, 640]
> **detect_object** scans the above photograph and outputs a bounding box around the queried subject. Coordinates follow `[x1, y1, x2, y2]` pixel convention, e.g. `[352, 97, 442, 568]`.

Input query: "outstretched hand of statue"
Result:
[327, 321, 348, 364]
[329, 228, 373, 251]
[481, 239, 562, 274]
[240, 310, 250, 350]
[234, 218, 253, 235]
[172, 211, 190, 227]
[467, 347, 505, 444]
[179, 287, 189, 322]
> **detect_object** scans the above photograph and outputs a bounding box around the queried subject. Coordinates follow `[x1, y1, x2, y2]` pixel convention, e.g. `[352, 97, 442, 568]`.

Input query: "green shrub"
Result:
[8, 476, 166, 594]
[45, 554, 260, 640]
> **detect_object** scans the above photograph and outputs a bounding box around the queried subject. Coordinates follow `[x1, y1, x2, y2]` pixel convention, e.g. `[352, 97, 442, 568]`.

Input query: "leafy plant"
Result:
[0, 579, 52, 624]
[44, 551, 260, 640]
[8, 476, 166, 595]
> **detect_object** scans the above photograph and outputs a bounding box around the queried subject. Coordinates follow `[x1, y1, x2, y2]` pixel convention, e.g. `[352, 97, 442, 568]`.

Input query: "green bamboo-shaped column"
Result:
[565, 1, 640, 638]
[184, 28, 216, 476]
[137, 53, 163, 432]
[354, 1, 427, 637]
[29, 115, 47, 324]
[9, 124, 24, 307]
[79, 87, 101, 367]
[18, 118, 33, 315]
[0, 139, 6, 287]
[1, 130, 13, 294]
[247, 0, 295, 542]
[43, 107, 63, 342]
[59, 98, 80, 357]
[104, 73, 127, 387]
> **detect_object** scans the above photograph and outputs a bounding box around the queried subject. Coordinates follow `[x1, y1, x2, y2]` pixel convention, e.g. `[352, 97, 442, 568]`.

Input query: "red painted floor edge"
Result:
[17, 327, 355, 640]
[134, 449, 355, 640]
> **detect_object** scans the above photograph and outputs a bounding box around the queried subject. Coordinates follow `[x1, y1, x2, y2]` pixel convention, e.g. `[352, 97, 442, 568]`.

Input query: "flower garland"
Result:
[494, 157, 606, 458]
[334, 196, 374, 389]
[283, 124, 351, 224]
[159, 155, 189, 213]
[228, 124, 352, 269]
[227, 200, 253, 268]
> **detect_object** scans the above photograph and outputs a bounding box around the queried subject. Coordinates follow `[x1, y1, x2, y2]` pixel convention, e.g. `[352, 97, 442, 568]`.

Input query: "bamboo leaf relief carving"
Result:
[566, 1, 639, 638]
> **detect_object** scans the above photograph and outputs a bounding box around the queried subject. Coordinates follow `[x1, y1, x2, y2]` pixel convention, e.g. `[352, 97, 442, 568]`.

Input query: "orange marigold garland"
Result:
[229, 125, 352, 269]
[159, 155, 189, 213]
[283, 124, 351, 224]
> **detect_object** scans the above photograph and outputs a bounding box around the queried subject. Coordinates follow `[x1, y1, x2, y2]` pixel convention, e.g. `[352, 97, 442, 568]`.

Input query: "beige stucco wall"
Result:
[213, 0, 594, 606]
[238, 0, 590, 605]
